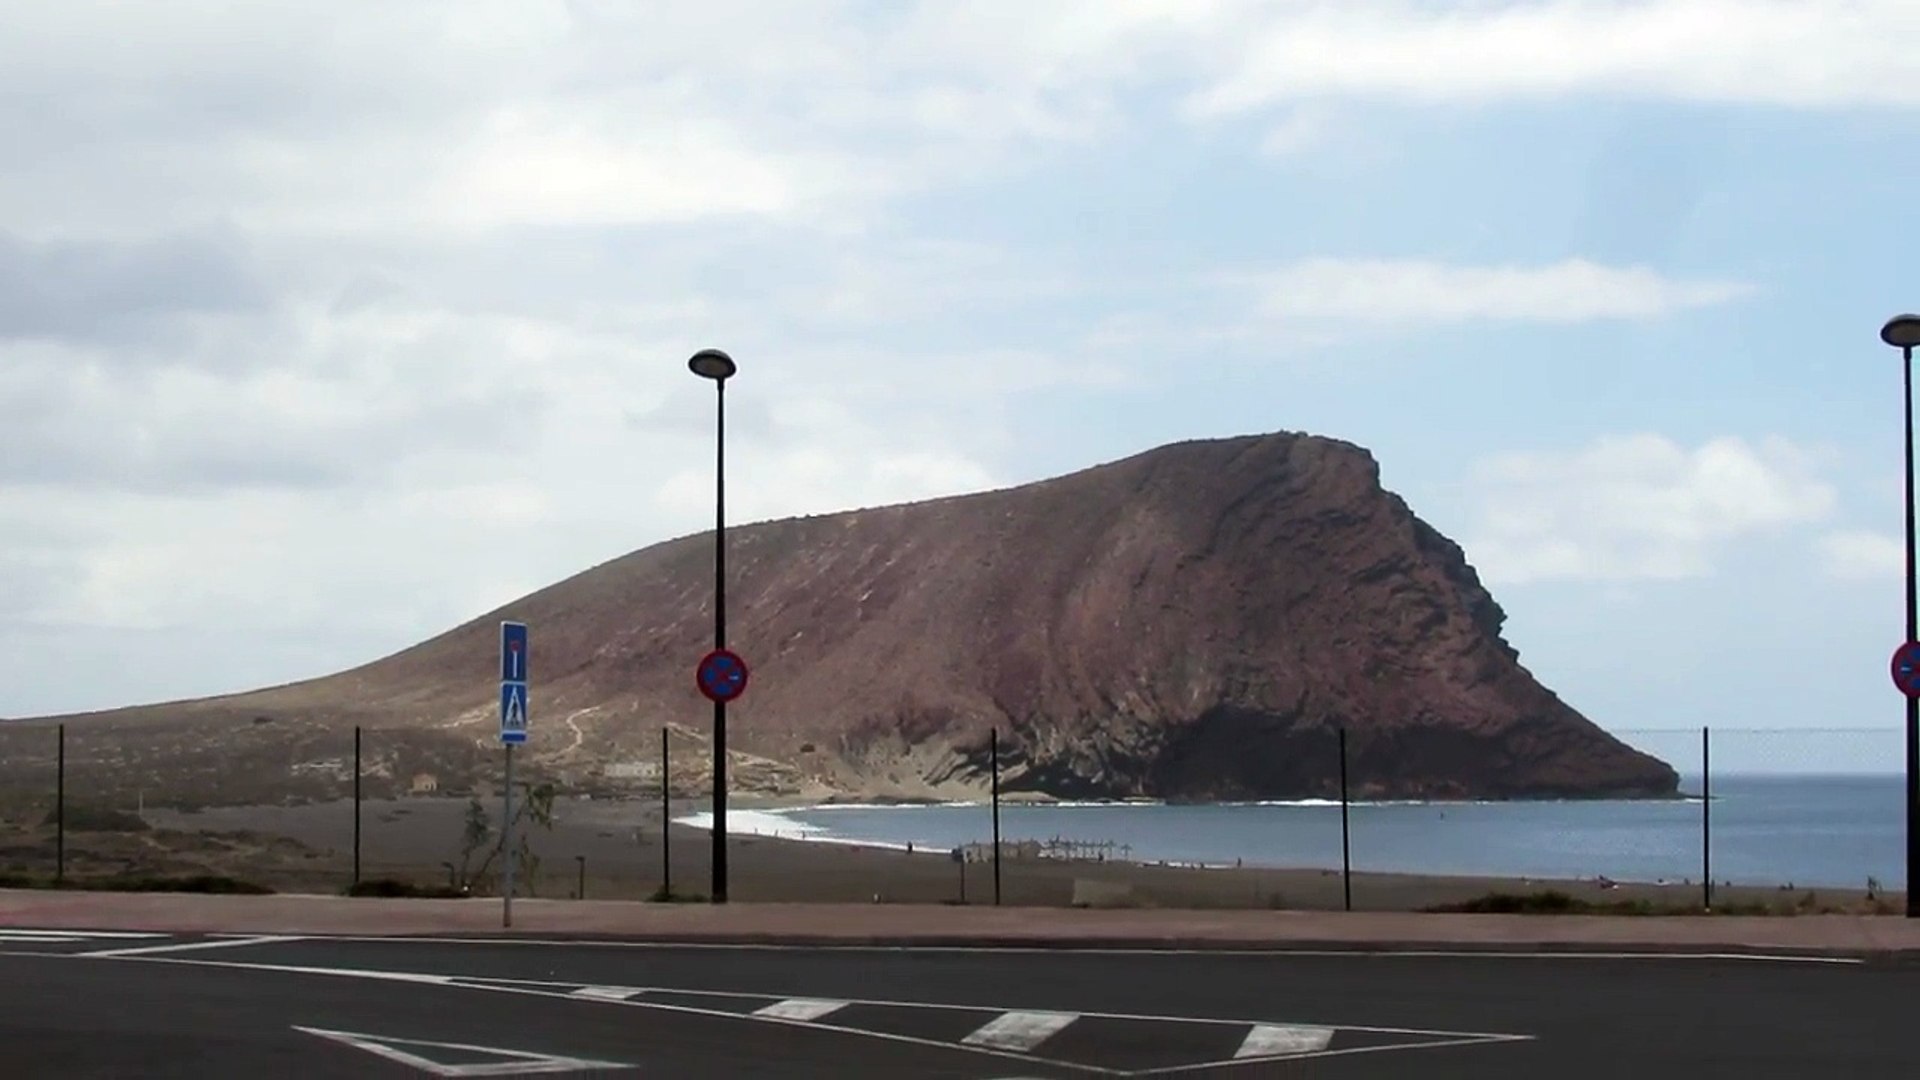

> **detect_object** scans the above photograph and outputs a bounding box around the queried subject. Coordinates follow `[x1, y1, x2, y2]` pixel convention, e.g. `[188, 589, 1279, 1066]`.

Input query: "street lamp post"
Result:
[688, 347, 737, 904]
[1882, 313, 1920, 918]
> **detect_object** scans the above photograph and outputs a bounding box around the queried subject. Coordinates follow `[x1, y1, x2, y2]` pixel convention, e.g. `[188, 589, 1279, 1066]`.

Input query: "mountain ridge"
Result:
[0, 430, 1678, 808]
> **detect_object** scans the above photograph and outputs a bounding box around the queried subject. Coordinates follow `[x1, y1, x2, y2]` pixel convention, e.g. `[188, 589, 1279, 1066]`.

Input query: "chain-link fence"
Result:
[0, 723, 1906, 913]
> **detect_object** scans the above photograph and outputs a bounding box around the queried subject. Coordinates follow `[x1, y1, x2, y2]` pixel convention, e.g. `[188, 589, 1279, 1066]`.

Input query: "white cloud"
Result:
[10, 1, 1909, 245]
[1464, 434, 1838, 585]
[1236, 258, 1753, 324]
[1818, 530, 1905, 581]
[0, 1, 1197, 242]
[1184, 1, 1920, 116]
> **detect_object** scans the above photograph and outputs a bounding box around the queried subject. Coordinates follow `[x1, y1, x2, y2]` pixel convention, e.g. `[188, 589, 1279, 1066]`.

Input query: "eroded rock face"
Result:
[13, 432, 1676, 803]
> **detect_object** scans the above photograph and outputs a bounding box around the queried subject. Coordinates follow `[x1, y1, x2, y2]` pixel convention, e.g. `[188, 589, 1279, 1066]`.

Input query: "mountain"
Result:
[0, 432, 1678, 809]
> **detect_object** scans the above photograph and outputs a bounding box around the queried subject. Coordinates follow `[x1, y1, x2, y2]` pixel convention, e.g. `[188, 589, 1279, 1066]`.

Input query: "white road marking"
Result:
[0, 930, 144, 937]
[437, 974, 1521, 1043]
[79, 935, 301, 958]
[963, 1011, 1079, 1051]
[116, 958, 456, 987]
[569, 985, 644, 1002]
[86, 953, 1538, 1074]
[752, 997, 849, 1021]
[293, 1026, 630, 1076]
[477, 977, 1520, 1042]
[0, 930, 167, 942]
[1133, 1033, 1534, 1075]
[128, 957, 1125, 1075]
[1237, 1023, 1334, 1057]
[232, 934, 1868, 964]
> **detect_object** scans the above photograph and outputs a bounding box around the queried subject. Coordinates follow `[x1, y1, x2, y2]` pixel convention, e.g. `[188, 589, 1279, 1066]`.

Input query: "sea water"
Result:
[677, 774, 1905, 889]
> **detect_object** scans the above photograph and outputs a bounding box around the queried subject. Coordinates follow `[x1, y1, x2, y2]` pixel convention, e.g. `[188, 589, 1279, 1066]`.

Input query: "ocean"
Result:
[678, 773, 1906, 890]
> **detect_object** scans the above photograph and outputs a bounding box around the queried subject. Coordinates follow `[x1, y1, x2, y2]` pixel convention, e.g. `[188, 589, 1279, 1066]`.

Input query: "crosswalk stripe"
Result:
[570, 986, 645, 1001]
[80, 935, 296, 958]
[1236, 1023, 1335, 1058]
[962, 1011, 1079, 1051]
[753, 997, 850, 1021]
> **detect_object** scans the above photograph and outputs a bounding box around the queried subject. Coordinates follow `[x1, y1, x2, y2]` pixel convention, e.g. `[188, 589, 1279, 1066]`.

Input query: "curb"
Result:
[274, 929, 1918, 962]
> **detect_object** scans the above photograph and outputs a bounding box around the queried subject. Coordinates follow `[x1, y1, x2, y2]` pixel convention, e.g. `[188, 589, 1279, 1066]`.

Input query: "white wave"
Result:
[672, 809, 822, 837]
[795, 798, 1175, 811]
[672, 809, 926, 854]
[796, 801, 983, 812]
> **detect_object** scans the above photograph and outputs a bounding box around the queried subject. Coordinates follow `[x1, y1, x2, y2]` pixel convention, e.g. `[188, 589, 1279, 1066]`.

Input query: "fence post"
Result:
[1702, 725, 1712, 911]
[352, 725, 362, 888]
[1339, 727, 1352, 912]
[661, 727, 671, 899]
[991, 728, 1002, 906]
[55, 723, 65, 886]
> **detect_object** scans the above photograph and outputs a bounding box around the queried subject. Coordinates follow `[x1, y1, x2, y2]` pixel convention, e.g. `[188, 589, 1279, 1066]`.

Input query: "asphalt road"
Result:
[0, 929, 1914, 1077]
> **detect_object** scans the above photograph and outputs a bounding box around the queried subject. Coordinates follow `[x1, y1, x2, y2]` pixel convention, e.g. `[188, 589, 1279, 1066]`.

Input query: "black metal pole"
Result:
[353, 725, 362, 887]
[1907, 344, 1919, 919]
[1702, 725, 1712, 911]
[55, 723, 64, 886]
[1339, 727, 1352, 912]
[712, 377, 729, 905]
[1344, 722, 1359, 907]
[991, 728, 1002, 906]
[577, 855, 586, 900]
[662, 727, 671, 899]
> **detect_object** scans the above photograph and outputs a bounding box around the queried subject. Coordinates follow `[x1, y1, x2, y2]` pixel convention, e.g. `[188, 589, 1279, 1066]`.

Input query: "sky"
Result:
[2, 1, 1917, 772]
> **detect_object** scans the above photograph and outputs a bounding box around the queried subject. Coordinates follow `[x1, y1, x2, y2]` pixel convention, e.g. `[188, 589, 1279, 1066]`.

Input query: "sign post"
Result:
[499, 621, 529, 928]
[695, 647, 747, 904]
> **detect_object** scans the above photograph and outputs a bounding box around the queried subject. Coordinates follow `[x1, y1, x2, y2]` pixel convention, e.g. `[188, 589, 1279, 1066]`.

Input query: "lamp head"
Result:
[688, 348, 737, 381]
[1881, 315, 1920, 350]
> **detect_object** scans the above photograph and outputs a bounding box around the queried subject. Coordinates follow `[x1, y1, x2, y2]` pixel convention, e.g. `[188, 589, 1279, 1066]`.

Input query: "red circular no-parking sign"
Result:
[1890, 641, 1920, 698]
[696, 648, 749, 703]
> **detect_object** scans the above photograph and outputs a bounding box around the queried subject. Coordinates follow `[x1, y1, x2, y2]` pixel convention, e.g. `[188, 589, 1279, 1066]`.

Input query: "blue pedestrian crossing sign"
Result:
[500, 681, 528, 744]
[499, 620, 529, 745]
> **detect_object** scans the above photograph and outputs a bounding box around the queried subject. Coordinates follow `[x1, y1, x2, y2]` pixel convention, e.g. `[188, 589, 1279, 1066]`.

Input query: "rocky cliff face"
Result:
[3, 432, 1677, 805]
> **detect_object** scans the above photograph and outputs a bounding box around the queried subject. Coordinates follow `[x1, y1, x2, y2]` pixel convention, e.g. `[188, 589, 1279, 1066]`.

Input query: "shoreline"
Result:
[7, 795, 1901, 911]
[746, 794, 1714, 811]
[672, 803, 1884, 892]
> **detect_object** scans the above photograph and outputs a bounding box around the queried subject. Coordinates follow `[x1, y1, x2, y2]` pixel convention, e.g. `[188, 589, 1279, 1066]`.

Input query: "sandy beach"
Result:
[0, 795, 1859, 914]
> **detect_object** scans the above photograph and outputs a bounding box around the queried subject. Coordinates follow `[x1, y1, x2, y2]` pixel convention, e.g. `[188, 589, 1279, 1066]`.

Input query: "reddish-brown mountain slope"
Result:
[4, 432, 1676, 806]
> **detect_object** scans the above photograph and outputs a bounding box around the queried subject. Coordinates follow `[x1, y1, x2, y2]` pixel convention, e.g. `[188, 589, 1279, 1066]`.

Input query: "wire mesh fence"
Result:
[0, 722, 1906, 912]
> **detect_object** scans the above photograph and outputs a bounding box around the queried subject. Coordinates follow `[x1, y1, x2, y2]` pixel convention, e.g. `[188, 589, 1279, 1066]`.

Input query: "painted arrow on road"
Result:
[294, 1026, 631, 1076]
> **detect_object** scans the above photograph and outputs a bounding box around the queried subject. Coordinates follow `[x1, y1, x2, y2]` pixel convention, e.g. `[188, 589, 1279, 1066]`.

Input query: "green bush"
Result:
[96, 874, 273, 894]
[1426, 889, 1793, 917]
[43, 805, 150, 833]
[345, 878, 465, 899]
[1428, 890, 1662, 915]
